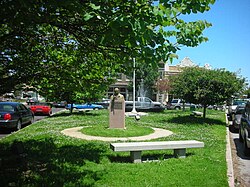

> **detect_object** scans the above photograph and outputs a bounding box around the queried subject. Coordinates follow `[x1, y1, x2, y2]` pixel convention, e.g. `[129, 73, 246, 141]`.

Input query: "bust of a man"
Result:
[111, 88, 124, 101]
[110, 88, 124, 112]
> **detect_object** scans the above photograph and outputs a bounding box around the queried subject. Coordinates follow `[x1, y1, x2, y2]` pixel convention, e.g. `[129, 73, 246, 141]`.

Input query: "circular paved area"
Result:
[61, 127, 173, 142]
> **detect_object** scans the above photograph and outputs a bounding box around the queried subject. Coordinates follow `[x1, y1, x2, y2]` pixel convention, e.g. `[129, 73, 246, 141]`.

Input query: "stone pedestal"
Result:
[109, 99, 125, 129]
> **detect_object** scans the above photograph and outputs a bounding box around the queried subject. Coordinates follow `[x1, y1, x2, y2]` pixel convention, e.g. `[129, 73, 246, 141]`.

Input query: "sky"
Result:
[171, 0, 250, 83]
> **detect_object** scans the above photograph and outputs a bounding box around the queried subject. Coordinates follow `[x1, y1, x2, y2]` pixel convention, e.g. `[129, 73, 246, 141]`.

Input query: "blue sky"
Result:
[171, 0, 250, 83]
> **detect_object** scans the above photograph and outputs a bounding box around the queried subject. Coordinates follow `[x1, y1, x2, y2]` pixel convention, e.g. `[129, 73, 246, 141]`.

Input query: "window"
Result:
[145, 98, 151, 103]
[20, 104, 28, 110]
[1, 105, 14, 112]
[171, 99, 179, 104]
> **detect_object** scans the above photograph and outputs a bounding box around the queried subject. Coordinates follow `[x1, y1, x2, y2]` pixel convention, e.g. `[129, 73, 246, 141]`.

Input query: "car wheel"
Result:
[239, 129, 243, 142]
[30, 116, 34, 124]
[94, 108, 99, 110]
[229, 124, 236, 133]
[229, 125, 234, 133]
[16, 120, 22, 131]
[243, 139, 250, 156]
[48, 111, 52, 116]
[175, 107, 180, 110]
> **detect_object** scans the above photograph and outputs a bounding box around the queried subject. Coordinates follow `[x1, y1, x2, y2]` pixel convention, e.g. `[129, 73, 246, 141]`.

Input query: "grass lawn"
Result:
[0, 109, 228, 186]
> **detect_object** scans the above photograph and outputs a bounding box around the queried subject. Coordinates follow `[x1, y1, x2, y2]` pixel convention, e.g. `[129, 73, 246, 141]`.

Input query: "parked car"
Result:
[167, 99, 196, 110]
[125, 104, 165, 112]
[94, 99, 110, 109]
[53, 101, 67, 108]
[29, 102, 52, 116]
[0, 102, 34, 131]
[125, 97, 165, 112]
[26, 97, 38, 105]
[227, 99, 247, 121]
[230, 105, 245, 132]
[207, 105, 218, 110]
[66, 103, 104, 110]
[239, 101, 250, 156]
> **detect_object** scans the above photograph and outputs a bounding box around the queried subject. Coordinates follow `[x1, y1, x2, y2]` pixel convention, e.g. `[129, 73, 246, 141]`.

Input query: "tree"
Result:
[155, 78, 171, 103]
[34, 45, 118, 104]
[243, 86, 250, 98]
[155, 78, 171, 93]
[126, 60, 160, 98]
[0, 0, 216, 100]
[171, 67, 246, 118]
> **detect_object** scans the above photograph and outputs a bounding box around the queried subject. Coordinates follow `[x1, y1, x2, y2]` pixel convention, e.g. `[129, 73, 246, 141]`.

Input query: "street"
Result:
[230, 129, 250, 186]
[0, 107, 65, 139]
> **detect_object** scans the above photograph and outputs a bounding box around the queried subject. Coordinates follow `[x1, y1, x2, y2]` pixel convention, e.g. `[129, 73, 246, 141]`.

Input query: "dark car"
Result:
[53, 101, 67, 108]
[0, 102, 34, 131]
[239, 101, 250, 156]
[230, 105, 245, 132]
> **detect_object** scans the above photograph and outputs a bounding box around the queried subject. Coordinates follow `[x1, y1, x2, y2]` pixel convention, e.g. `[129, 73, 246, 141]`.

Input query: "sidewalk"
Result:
[61, 127, 173, 141]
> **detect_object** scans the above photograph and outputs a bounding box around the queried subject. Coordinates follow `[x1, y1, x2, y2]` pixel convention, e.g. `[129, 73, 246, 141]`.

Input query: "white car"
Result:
[167, 99, 196, 110]
[227, 100, 247, 121]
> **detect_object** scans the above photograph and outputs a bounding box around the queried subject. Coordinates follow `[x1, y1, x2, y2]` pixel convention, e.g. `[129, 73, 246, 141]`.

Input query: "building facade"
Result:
[106, 73, 131, 100]
[158, 57, 212, 104]
[107, 57, 200, 103]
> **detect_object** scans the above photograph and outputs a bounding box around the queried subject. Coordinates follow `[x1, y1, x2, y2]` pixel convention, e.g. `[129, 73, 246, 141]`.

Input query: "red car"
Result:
[29, 102, 52, 116]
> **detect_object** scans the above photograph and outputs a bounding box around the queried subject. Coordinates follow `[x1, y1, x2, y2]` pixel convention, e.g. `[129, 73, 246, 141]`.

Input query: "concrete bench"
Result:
[110, 140, 204, 163]
[75, 109, 92, 113]
[190, 111, 203, 117]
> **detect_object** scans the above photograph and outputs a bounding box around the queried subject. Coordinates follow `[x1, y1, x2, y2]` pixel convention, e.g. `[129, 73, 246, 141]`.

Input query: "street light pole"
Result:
[131, 57, 137, 114]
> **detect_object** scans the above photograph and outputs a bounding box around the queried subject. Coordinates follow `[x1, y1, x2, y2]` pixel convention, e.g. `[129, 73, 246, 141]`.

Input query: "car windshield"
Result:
[38, 103, 50, 106]
[171, 100, 179, 104]
[0, 104, 15, 112]
[233, 100, 246, 106]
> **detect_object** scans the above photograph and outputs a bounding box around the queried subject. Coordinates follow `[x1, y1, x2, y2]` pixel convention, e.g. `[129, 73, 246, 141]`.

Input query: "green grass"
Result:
[80, 118, 154, 137]
[0, 109, 228, 186]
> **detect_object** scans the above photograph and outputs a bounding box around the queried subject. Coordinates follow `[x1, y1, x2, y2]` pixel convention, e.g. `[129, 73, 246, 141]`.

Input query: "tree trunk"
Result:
[203, 105, 207, 118]
[70, 103, 73, 114]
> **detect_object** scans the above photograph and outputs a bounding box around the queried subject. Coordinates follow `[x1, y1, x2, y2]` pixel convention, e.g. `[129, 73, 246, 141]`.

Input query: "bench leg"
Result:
[130, 151, 142, 163]
[174, 149, 186, 158]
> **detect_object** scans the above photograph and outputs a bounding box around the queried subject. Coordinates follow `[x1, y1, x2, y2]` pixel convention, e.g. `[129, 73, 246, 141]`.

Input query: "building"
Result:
[106, 73, 131, 100]
[108, 57, 205, 103]
[157, 57, 214, 104]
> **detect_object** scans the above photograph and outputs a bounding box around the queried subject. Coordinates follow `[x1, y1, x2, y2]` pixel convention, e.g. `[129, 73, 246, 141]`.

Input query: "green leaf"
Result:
[83, 13, 93, 21]
[89, 3, 100, 10]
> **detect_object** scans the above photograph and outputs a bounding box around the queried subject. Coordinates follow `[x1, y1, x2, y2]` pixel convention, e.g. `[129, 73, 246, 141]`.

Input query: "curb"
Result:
[227, 127, 234, 187]
[226, 114, 234, 187]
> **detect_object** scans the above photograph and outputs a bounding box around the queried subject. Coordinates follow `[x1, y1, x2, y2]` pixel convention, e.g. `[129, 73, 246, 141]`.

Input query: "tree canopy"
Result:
[0, 0, 216, 102]
[171, 67, 246, 118]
